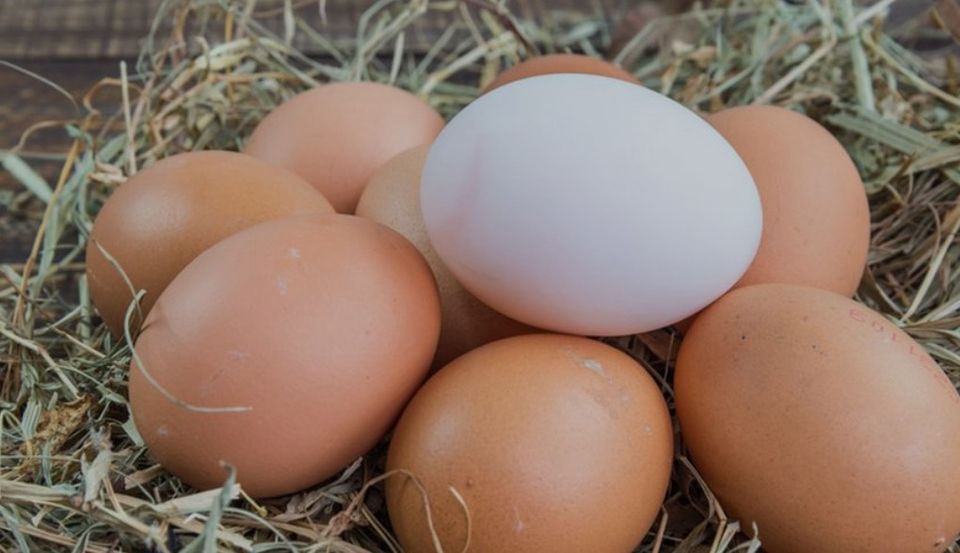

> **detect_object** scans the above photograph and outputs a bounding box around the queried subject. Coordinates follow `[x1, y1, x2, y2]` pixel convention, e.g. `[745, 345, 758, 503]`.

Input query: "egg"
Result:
[386, 334, 673, 553]
[675, 284, 960, 553]
[356, 146, 535, 366]
[129, 214, 440, 498]
[85, 151, 333, 337]
[707, 105, 870, 296]
[244, 82, 444, 213]
[484, 53, 639, 93]
[421, 74, 762, 335]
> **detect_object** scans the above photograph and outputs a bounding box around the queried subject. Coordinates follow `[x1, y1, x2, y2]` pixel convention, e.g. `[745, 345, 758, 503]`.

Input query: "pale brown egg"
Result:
[129, 214, 440, 498]
[707, 106, 870, 296]
[386, 334, 673, 553]
[85, 151, 333, 337]
[676, 284, 960, 553]
[484, 54, 639, 93]
[244, 82, 444, 213]
[356, 146, 535, 366]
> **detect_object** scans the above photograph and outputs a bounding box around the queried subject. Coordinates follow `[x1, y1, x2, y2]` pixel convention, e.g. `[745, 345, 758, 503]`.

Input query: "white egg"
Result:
[420, 74, 762, 336]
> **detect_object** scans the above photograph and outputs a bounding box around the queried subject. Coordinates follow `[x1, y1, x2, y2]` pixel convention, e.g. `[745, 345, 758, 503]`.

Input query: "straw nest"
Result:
[0, 0, 957, 551]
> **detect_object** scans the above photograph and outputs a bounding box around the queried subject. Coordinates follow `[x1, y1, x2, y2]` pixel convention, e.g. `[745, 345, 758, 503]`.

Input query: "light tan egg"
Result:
[356, 146, 535, 366]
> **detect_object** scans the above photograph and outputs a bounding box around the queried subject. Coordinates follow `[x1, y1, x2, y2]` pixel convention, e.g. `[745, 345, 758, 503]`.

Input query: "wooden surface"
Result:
[0, 0, 938, 60]
[0, 0, 641, 60]
[0, 0, 163, 59]
[1, 61, 120, 262]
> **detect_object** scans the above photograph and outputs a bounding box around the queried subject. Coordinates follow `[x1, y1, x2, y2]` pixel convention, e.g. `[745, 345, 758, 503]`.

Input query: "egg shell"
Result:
[484, 53, 639, 93]
[85, 150, 333, 337]
[244, 82, 444, 213]
[386, 334, 673, 553]
[129, 214, 440, 498]
[420, 74, 762, 335]
[675, 284, 960, 553]
[707, 106, 870, 296]
[356, 146, 536, 367]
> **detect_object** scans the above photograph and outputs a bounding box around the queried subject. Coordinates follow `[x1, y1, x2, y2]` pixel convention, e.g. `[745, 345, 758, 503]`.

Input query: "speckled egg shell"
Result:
[676, 284, 960, 553]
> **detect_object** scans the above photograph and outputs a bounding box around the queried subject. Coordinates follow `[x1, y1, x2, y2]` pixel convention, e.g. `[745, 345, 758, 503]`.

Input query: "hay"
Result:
[0, 0, 957, 551]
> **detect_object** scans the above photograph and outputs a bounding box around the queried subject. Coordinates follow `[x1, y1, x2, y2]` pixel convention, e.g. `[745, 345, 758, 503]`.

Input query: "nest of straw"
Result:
[0, 0, 957, 551]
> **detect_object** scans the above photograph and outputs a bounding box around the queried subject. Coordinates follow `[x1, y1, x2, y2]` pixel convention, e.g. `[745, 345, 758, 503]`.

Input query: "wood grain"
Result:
[0, 0, 638, 59]
[0, 0, 940, 59]
[0, 61, 120, 262]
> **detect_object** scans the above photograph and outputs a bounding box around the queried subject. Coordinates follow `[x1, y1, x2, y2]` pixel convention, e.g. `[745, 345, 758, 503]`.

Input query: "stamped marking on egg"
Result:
[848, 307, 960, 402]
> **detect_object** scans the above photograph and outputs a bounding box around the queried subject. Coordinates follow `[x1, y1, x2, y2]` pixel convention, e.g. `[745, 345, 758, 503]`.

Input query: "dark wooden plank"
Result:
[0, 0, 360, 59]
[0, 60, 126, 263]
[0, 0, 158, 59]
[0, 0, 941, 60]
[0, 0, 630, 60]
[1, 60, 121, 183]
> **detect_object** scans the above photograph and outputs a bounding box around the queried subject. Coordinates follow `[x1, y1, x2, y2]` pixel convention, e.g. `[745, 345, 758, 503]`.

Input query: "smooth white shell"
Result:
[421, 74, 762, 335]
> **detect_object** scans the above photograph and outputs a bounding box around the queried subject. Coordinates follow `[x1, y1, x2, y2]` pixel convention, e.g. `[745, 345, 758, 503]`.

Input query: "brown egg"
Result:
[244, 82, 444, 213]
[484, 54, 639, 93]
[129, 214, 440, 498]
[707, 106, 870, 296]
[386, 334, 673, 553]
[356, 146, 535, 366]
[675, 284, 960, 553]
[85, 150, 333, 337]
